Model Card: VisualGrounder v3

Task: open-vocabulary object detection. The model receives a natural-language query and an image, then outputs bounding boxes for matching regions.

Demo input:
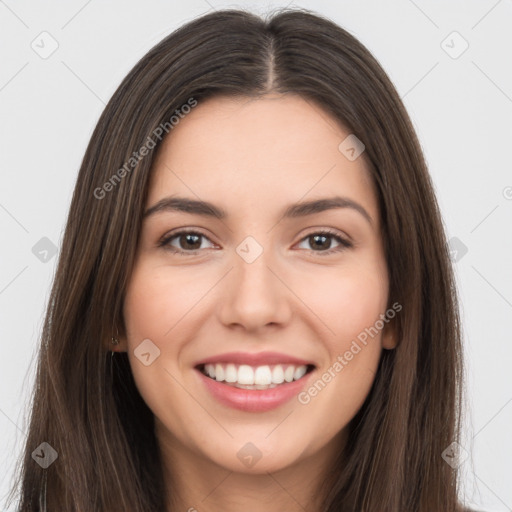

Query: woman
[9,7,471,511]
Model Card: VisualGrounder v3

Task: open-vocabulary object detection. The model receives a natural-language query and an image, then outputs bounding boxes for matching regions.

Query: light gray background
[1,1,511,511]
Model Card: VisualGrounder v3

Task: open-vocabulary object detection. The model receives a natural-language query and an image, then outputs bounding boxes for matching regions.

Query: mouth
[196,362,316,390]
[193,351,317,412]
[194,357,317,412]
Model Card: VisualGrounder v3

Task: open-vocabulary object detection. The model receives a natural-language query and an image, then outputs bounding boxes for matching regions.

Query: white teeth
[293,366,307,380]
[271,365,285,384]
[224,363,237,383]
[215,364,225,382]
[238,365,254,385]
[202,363,310,386]
[284,365,295,383]
[254,365,272,385]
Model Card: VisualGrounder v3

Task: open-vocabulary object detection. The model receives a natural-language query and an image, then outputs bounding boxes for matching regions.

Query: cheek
[122,265,187,424]
[301,259,388,346]
[123,263,197,342]
[121,266,176,394]
[294,259,388,436]
[122,262,212,399]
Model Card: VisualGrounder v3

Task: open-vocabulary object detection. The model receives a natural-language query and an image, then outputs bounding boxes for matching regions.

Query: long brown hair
[9,7,466,511]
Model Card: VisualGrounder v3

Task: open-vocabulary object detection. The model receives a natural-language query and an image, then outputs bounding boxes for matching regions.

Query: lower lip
[196,368,314,412]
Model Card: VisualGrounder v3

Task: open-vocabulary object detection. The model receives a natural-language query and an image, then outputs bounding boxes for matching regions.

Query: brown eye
[176,233,202,250]
[158,228,352,256]
[159,230,214,254]
[296,230,352,255]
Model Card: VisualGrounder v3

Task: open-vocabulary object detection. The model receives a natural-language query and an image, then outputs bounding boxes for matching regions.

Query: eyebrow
[143,195,373,225]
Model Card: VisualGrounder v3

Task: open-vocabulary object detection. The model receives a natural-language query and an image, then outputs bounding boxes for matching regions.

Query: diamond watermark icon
[32,442,58,469]
[237,442,262,468]
[441,441,469,469]
[441,31,469,60]
[448,236,468,263]
[32,237,57,263]
[236,236,263,264]
[134,338,161,366]
[338,134,365,161]
[31,31,59,59]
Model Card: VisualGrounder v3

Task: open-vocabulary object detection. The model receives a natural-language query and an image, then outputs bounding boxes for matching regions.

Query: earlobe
[108,321,128,352]
[110,336,128,352]
[381,322,398,350]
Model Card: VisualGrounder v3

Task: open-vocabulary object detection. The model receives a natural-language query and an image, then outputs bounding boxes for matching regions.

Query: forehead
[147,94,378,223]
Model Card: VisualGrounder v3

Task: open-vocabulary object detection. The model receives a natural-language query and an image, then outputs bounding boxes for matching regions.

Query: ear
[110,339,128,353]
[381,318,398,350]
[108,322,129,353]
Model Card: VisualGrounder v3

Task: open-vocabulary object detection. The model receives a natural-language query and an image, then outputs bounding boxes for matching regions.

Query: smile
[194,351,316,412]
[199,363,313,389]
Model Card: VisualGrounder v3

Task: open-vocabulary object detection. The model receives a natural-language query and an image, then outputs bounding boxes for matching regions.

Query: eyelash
[158,228,353,256]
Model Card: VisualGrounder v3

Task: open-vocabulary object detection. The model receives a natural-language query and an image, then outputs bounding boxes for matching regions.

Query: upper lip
[194,351,315,368]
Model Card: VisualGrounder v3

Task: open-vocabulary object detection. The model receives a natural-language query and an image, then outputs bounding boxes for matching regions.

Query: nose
[217,246,293,333]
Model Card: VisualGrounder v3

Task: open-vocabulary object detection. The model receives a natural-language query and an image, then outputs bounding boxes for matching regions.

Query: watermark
[440,31,469,60]
[237,442,262,468]
[93,97,198,200]
[32,441,59,468]
[448,236,468,263]
[441,441,469,469]
[297,301,402,405]
[31,236,58,263]
[31,31,59,59]
[236,236,264,263]
[338,133,365,161]
[134,338,161,366]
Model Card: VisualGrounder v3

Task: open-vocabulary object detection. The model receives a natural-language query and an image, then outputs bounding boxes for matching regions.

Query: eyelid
[296,227,353,256]
[158,227,353,255]
[158,228,217,251]
[299,226,353,245]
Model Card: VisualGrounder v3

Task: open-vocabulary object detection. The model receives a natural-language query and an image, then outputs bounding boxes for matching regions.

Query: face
[119,94,396,477]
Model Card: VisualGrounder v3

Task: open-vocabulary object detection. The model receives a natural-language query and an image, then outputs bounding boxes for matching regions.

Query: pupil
[311,234,330,250]
[182,234,201,250]
[178,234,332,251]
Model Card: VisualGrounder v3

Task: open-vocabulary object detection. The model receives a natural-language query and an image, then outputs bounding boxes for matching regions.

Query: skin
[115,94,396,512]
